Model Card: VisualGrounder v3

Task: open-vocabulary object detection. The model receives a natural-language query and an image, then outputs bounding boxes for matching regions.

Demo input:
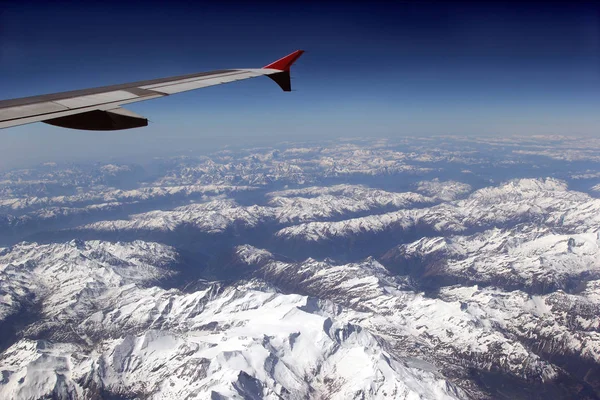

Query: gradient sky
[0,0,599,169]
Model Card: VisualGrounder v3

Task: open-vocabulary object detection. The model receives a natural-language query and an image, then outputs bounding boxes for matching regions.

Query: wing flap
[0,102,69,121]
[141,70,270,95]
[139,70,248,90]
[53,90,139,109]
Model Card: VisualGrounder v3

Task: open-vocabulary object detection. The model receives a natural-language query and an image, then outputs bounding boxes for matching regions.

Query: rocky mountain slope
[1,137,600,399]
[0,241,465,400]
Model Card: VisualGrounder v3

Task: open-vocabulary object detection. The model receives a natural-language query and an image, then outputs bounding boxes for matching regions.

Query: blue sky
[0,0,598,169]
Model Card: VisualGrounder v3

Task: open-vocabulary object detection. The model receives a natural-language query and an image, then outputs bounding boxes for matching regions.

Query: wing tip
[263,50,305,71]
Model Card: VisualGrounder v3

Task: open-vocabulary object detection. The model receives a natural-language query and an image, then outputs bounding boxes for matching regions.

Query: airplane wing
[0,50,304,131]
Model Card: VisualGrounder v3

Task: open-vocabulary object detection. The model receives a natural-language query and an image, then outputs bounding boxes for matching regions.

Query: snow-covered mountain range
[1,136,600,399]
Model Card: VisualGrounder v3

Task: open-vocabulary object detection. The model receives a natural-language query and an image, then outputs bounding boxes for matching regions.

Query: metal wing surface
[0,50,304,130]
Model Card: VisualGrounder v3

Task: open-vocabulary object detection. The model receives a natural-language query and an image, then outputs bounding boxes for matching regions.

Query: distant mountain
[275,178,599,242]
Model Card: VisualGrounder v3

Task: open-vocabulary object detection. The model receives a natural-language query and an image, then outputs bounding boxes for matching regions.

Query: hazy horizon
[3,131,599,172]
[1,0,598,168]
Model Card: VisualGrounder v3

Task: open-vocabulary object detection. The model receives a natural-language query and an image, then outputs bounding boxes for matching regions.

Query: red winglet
[263,50,305,71]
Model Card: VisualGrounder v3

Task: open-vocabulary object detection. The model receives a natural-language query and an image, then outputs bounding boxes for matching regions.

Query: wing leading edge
[0,50,304,131]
